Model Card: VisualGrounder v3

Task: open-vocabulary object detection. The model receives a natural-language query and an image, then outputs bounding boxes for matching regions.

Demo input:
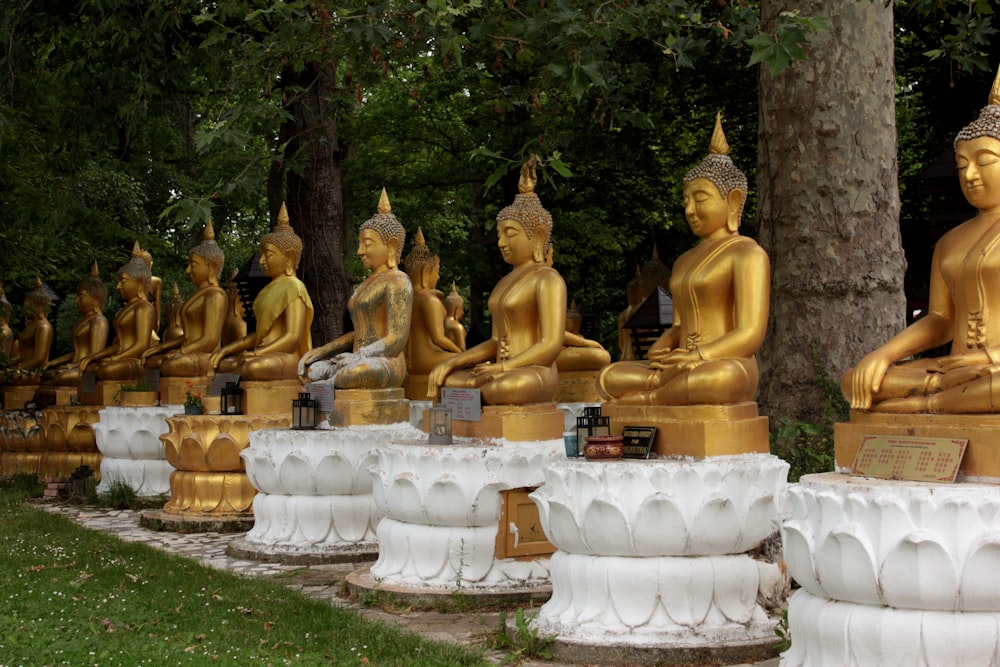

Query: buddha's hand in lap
[472,361,503,382]
[427,364,453,398]
[850,353,890,411]
[297,348,324,377]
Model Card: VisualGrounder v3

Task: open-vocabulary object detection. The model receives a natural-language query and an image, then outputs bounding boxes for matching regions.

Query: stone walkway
[39,503,780,667]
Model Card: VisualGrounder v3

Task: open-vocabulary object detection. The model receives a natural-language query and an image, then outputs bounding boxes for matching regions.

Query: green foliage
[747,11,831,77]
[0,473,43,500]
[100,477,138,510]
[774,608,791,653]
[488,608,555,665]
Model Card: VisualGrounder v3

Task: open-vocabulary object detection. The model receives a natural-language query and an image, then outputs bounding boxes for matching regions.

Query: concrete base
[227,537,378,565]
[140,509,253,534]
[554,370,603,403]
[242,380,301,416]
[542,631,778,667]
[836,410,1000,480]
[452,403,564,442]
[403,374,431,401]
[326,388,409,427]
[346,565,551,612]
[603,402,769,457]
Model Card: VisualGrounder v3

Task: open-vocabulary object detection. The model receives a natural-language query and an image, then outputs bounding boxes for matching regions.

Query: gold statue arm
[211,332,255,370]
[109,306,154,361]
[692,247,769,360]
[19,322,53,369]
[45,352,74,369]
[298,331,354,373]
[564,331,601,349]
[254,297,308,357]
[179,290,227,355]
[420,296,462,353]
[141,337,181,365]
[427,338,499,398]
[79,341,117,372]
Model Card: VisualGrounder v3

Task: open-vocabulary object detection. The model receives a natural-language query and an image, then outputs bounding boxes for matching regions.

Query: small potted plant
[183,384,204,415]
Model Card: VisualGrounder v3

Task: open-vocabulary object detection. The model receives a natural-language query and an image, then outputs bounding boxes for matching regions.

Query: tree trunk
[757,0,906,422]
[283,61,351,345]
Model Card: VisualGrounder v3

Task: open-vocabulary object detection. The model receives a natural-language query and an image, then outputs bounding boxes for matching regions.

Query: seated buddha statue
[444,282,467,351]
[557,300,611,372]
[161,283,185,343]
[402,228,460,379]
[298,189,413,389]
[222,271,247,346]
[7,277,56,382]
[843,70,1000,413]
[0,285,14,360]
[428,157,567,404]
[138,247,163,340]
[211,204,313,381]
[42,263,110,385]
[141,222,227,376]
[598,114,770,405]
[78,243,156,382]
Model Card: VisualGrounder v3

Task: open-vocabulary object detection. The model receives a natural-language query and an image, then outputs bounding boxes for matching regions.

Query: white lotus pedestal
[346,437,564,608]
[530,454,790,666]
[781,472,1000,666]
[93,406,179,496]
[228,423,424,564]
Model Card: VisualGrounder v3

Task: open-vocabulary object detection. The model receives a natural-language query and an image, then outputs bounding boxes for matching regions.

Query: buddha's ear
[387,238,400,269]
[531,237,545,263]
[421,265,433,289]
[726,189,745,233]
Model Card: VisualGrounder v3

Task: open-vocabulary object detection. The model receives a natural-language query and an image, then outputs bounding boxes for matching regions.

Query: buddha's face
[186,252,212,286]
[116,273,142,301]
[683,178,730,239]
[357,229,389,271]
[259,242,292,279]
[956,136,1000,212]
[76,289,98,314]
[425,258,441,289]
[497,219,535,266]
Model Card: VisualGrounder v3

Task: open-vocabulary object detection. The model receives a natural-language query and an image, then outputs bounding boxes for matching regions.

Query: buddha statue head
[117,241,152,298]
[683,113,748,234]
[496,156,553,263]
[260,203,304,275]
[76,262,108,314]
[953,70,1000,212]
[188,220,225,284]
[24,276,56,318]
[403,227,440,289]
[445,282,464,319]
[359,188,406,270]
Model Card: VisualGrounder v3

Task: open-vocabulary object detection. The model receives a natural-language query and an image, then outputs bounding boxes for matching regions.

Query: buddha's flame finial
[989,65,1000,106]
[378,187,392,215]
[204,219,216,241]
[451,281,458,294]
[89,261,100,278]
[414,227,426,247]
[570,300,579,313]
[131,241,142,259]
[518,155,539,195]
[651,244,660,261]
[709,112,730,156]
[171,282,180,296]
[34,275,42,289]
[276,202,290,228]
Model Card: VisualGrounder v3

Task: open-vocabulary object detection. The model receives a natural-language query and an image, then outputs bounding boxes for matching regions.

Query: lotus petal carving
[94,406,174,459]
[161,414,288,472]
[782,473,1000,610]
[532,454,788,556]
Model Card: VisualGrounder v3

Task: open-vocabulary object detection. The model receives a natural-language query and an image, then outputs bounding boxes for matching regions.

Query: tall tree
[757,0,906,421]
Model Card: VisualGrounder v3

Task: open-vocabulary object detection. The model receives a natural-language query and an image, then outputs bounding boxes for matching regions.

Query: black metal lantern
[221,381,244,415]
[575,406,610,455]
[427,405,453,445]
[292,392,318,430]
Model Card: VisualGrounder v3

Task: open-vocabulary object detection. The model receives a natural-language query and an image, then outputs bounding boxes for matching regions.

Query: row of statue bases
[10,75,1000,663]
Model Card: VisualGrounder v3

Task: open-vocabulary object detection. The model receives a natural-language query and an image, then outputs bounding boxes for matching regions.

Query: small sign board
[142,369,160,390]
[852,434,967,483]
[305,382,335,412]
[208,373,240,396]
[81,372,97,392]
[622,426,657,459]
[441,387,482,422]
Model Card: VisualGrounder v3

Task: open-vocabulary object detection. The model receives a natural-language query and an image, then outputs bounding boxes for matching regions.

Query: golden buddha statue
[616,267,643,361]
[42,263,110,385]
[0,285,14,360]
[557,301,612,372]
[8,277,56,380]
[162,283,185,343]
[299,189,413,389]
[428,157,567,404]
[139,246,163,338]
[444,282,467,351]
[222,271,247,346]
[403,228,461,379]
[211,204,313,381]
[142,222,227,376]
[80,243,157,382]
[843,68,1000,413]
[598,114,770,405]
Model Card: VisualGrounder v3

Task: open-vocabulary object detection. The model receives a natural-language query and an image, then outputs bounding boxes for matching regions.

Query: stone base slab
[346,565,551,612]
[242,379,301,417]
[452,403,564,442]
[603,402,769,458]
[140,509,254,534]
[403,374,431,401]
[227,536,378,565]
[325,388,409,427]
[554,370,603,403]
[836,410,1000,480]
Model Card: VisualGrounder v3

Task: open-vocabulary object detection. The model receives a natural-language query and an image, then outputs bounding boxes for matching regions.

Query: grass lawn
[0,479,486,667]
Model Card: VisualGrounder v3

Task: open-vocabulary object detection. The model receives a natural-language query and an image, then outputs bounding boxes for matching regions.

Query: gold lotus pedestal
[142,393,290,532]
[0,406,102,480]
[0,410,42,477]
